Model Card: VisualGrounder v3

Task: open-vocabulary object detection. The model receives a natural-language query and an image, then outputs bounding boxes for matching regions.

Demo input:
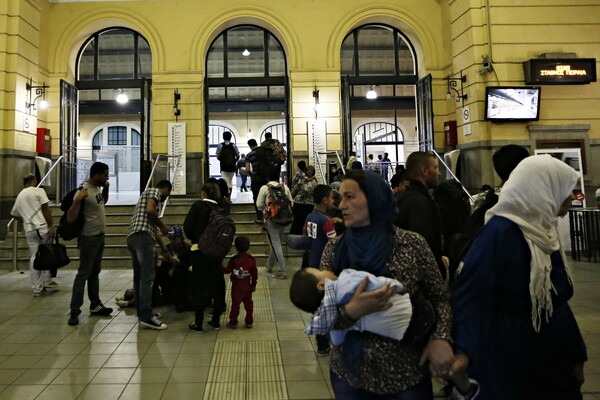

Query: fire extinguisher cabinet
[444,121,457,148]
[36,128,51,155]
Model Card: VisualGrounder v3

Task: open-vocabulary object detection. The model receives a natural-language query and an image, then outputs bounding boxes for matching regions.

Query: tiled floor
[0,258,598,399]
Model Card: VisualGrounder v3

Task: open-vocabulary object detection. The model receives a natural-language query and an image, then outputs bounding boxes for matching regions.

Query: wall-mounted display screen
[484,86,541,122]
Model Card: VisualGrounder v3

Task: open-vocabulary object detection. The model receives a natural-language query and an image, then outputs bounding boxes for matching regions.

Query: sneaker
[154,313,162,318]
[45,281,59,290]
[207,320,221,330]
[450,379,480,400]
[67,311,80,326]
[254,219,264,224]
[272,272,287,280]
[116,300,130,308]
[266,266,273,274]
[226,322,238,329]
[245,324,253,329]
[90,303,113,316]
[316,347,331,357]
[188,322,204,334]
[140,316,168,330]
[33,288,47,297]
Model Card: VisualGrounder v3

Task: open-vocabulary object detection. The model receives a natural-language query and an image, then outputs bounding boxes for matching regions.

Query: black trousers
[190,251,226,325]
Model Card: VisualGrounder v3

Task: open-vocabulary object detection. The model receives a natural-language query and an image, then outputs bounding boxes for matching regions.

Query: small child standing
[222,236,257,329]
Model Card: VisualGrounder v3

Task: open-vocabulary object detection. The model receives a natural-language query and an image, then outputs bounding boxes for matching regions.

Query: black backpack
[219,143,237,172]
[197,204,237,260]
[57,187,85,241]
[253,146,280,180]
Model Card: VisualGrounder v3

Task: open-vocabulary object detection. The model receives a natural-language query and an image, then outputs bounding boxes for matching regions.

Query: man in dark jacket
[394,151,446,278]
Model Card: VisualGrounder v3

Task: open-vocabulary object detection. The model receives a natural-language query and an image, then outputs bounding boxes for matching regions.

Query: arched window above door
[78,28,151,82]
[341,25,416,78]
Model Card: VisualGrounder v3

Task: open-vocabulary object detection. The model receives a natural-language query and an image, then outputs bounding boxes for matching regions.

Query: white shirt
[11,187,50,233]
[256,181,293,210]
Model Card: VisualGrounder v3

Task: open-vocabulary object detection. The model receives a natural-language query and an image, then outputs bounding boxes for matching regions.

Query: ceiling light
[366,85,378,99]
[242,48,250,57]
[116,89,129,104]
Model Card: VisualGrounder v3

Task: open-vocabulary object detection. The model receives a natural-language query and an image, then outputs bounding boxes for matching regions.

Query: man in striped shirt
[127,180,172,330]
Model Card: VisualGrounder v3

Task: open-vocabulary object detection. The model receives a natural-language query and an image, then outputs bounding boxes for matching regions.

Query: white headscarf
[485,154,579,331]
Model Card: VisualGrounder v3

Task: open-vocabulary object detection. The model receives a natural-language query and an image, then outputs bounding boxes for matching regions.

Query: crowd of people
[10,139,589,399]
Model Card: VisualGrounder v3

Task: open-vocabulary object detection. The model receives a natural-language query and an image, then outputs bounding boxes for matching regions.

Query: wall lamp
[25,78,49,114]
[446,71,467,107]
[173,89,181,120]
[312,86,320,119]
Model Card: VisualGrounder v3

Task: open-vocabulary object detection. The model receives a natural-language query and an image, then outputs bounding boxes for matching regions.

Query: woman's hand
[419,339,455,383]
[344,277,395,320]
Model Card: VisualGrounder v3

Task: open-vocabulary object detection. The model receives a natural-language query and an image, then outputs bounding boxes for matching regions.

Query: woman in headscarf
[451,155,587,400]
[320,169,454,399]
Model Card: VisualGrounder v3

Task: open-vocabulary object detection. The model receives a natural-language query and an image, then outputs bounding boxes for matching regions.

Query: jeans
[240,174,248,191]
[127,232,157,321]
[70,233,105,312]
[265,220,286,275]
[330,371,433,400]
[26,229,51,294]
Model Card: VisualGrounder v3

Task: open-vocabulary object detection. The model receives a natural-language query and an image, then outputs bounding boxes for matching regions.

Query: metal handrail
[6,155,64,272]
[432,149,474,204]
[314,150,345,184]
[143,154,182,218]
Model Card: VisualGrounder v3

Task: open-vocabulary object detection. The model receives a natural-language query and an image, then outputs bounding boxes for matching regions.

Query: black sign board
[524,58,596,85]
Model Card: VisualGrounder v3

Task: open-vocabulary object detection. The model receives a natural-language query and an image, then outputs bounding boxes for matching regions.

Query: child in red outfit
[222,236,257,328]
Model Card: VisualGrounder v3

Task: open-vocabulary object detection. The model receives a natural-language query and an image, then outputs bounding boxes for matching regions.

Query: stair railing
[6,155,64,272]
[143,154,182,218]
[314,150,345,184]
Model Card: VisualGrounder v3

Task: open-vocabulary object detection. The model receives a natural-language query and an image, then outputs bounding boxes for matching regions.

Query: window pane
[228,27,264,77]
[79,90,100,101]
[208,87,226,100]
[108,126,127,145]
[131,129,141,145]
[357,27,395,76]
[396,34,415,74]
[270,86,285,98]
[341,33,355,75]
[268,37,285,77]
[79,38,95,80]
[99,29,135,80]
[92,131,102,149]
[207,36,224,78]
[227,86,268,99]
[138,38,152,78]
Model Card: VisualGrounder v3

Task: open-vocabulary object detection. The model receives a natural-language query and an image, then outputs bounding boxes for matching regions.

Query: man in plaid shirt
[127,180,172,330]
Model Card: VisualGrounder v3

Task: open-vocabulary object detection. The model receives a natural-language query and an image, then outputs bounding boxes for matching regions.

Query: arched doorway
[340,24,421,168]
[73,27,152,203]
[205,25,288,201]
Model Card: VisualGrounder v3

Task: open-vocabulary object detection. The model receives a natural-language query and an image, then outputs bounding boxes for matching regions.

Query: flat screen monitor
[484,86,541,122]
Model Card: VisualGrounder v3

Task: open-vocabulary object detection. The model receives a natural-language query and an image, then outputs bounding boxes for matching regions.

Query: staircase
[0,197,302,271]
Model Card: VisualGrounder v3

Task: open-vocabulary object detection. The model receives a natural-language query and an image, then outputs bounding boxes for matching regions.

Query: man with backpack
[66,162,113,326]
[256,170,293,279]
[216,131,239,197]
[10,173,57,296]
[127,180,172,330]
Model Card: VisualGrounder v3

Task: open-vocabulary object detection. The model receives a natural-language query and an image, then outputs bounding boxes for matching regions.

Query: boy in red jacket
[222,236,257,329]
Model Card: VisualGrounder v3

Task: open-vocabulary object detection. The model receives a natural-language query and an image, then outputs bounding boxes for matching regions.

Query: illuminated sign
[524,58,596,84]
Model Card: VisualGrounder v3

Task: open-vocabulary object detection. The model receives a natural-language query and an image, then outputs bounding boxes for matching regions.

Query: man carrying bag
[10,173,59,296]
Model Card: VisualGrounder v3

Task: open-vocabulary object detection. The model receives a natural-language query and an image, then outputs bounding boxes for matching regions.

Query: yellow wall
[31,0,449,159]
[449,0,600,143]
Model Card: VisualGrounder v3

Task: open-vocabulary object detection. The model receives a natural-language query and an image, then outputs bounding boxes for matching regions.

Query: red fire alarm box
[36,128,51,155]
[444,120,457,147]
